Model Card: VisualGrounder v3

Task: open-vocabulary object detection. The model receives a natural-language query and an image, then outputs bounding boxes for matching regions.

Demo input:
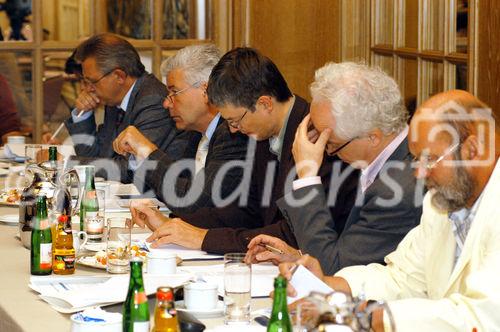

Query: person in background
[44,33,188,182]
[280,90,500,332]
[129,47,358,254]
[0,74,23,143]
[246,62,422,275]
[113,44,249,215]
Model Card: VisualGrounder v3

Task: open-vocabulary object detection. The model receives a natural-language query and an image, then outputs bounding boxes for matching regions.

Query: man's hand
[146,218,208,250]
[130,200,167,231]
[75,90,100,112]
[292,114,331,178]
[41,133,62,145]
[245,234,301,265]
[278,254,326,297]
[113,126,158,160]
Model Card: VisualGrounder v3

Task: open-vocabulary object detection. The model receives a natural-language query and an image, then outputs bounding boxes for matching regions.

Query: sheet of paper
[30,273,193,313]
[179,263,279,298]
[131,233,223,261]
[287,265,333,304]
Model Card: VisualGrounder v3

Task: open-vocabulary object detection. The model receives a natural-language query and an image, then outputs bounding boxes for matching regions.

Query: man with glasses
[129,47,358,254]
[280,90,500,331]
[59,33,187,181]
[247,62,422,275]
[112,44,248,215]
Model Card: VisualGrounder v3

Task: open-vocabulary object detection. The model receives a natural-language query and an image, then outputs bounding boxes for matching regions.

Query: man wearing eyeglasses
[280,90,500,332]
[59,33,187,181]
[112,44,248,215]
[246,62,422,275]
[129,48,358,253]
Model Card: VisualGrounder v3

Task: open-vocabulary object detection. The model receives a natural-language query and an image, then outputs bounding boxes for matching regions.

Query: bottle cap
[58,215,69,223]
[156,287,174,301]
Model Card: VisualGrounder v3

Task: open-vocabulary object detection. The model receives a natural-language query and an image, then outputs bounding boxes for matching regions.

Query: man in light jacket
[280,90,500,332]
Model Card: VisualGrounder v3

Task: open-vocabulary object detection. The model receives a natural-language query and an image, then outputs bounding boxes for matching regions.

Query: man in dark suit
[112,44,248,215]
[246,62,423,275]
[130,48,357,253]
[60,33,187,181]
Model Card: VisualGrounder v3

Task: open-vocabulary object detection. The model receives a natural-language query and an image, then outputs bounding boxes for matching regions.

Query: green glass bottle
[267,276,292,332]
[123,258,150,332]
[48,146,57,163]
[30,195,53,275]
[79,166,101,241]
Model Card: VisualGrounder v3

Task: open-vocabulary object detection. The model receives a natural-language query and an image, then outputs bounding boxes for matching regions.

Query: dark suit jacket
[277,138,423,275]
[65,73,189,182]
[180,95,358,254]
[135,117,249,215]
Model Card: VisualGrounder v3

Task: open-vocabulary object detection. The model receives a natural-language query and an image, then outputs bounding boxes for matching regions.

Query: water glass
[223,253,251,324]
[24,144,42,165]
[106,217,132,274]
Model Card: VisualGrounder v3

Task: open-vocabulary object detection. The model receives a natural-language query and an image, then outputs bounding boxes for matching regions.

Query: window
[0,0,214,141]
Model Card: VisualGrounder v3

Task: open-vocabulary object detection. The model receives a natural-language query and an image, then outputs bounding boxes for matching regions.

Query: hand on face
[245,234,301,265]
[113,126,157,160]
[292,114,331,178]
[145,218,208,250]
[129,199,166,231]
[75,89,100,112]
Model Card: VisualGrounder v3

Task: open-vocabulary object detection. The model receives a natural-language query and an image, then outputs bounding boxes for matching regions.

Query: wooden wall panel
[242,0,341,100]
[477,0,500,118]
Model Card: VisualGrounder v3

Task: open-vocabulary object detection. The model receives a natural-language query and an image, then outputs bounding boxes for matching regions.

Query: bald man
[280,90,500,332]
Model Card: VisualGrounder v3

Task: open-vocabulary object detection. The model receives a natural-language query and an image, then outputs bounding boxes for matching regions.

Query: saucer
[175,300,224,319]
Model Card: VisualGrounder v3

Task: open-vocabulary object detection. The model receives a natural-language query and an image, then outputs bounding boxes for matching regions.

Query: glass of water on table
[224,253,252,324]
[106,217,132,274]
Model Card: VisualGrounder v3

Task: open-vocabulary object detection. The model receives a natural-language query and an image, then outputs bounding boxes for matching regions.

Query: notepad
[287,265,333,304]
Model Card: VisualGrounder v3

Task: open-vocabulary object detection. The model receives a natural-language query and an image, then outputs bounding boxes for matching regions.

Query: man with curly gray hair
[246,62,423,275]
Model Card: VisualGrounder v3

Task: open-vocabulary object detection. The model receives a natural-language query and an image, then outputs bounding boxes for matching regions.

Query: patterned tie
[195,135,209,174]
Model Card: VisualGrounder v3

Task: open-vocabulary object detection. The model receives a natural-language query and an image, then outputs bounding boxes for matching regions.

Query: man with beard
[280,90,500,332]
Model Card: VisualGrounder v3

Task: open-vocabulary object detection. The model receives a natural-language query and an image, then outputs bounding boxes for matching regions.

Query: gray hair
[161,44,221,86]
[310,62,408,140]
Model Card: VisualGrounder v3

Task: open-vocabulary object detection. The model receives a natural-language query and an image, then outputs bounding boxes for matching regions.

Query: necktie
[195,135,209,174]
[116,107,126,127]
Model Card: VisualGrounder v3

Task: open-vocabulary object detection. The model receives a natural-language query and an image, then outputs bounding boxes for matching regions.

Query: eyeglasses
[228,110,248,129]
[327,138,355,156]
[413,142,460,171]
[166,81,200,103]
[81,68,116,87]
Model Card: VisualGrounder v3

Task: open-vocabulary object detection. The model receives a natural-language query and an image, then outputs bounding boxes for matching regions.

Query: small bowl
[70,312,122,332]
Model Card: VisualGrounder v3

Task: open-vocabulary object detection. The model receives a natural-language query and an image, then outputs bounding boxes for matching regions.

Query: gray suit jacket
[277,138,423,275]
[136,118,249,215]
[65,73,189,182]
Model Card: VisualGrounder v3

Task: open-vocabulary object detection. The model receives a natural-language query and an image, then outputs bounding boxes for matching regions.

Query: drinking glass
[24,144,42,165]
[106,217,132,274]
[223,253,251,324]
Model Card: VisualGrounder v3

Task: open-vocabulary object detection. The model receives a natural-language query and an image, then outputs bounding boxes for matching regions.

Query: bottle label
[86,191,96,199]
[134,291,148,305]
[54,254,75,270]
[39,218,50,230]
[132,321,150,332]
[40,243,52,269]
[85,212,104,240]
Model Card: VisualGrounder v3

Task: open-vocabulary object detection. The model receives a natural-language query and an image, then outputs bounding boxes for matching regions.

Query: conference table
[0,183,271,331]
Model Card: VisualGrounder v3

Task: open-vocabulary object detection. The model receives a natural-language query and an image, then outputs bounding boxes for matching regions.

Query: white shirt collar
[360,125,409,192]
[205,113,221,142]
[119,80,137,112]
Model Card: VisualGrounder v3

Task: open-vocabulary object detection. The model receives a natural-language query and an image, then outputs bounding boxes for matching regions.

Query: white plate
[0,214,19,224]
[175,300,224,319]
[76,256,106,270]
[84,242,107,252]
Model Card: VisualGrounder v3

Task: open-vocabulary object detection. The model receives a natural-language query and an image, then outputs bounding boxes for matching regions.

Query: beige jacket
[336,160,500,332]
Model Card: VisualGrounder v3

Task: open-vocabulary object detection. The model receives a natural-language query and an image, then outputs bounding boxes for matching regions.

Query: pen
[258,243,284,255]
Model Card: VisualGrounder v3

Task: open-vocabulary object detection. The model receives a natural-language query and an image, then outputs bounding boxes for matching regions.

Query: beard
[426,164,475,212]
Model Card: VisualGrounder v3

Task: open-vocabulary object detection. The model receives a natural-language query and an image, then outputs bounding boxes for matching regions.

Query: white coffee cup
[184,282,218,310]
[146,251,177,275]
[73,231,88,253]
[7,136,26,144]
